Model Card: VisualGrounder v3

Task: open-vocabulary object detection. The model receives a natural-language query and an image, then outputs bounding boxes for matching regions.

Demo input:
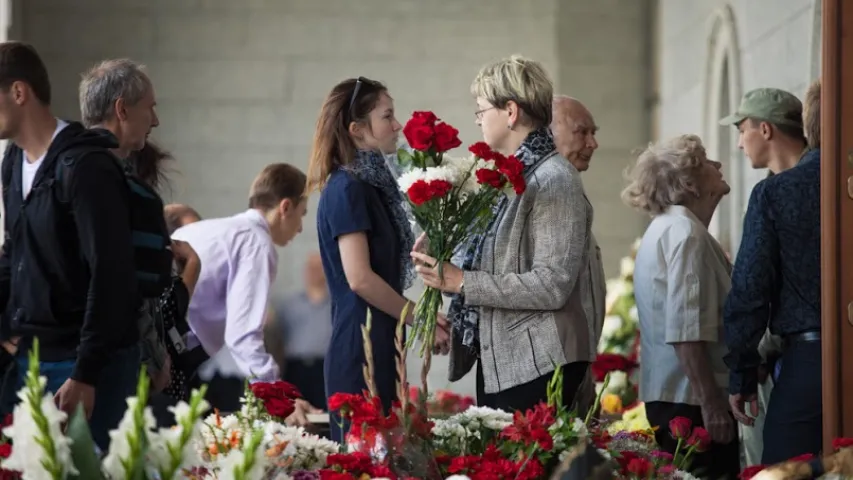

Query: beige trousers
[739,378,774,467]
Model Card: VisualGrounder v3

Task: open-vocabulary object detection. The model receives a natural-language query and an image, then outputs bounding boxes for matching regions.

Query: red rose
[403,123,434,151]
[626,457,654,477]
[264,397,295,418]
[739,465,766,479]
[0,443,10,459]
[669,416,692,439]
[249,382,274,399]
[433,122,462,152]
[475,168,505,189]
[834,437,853,450]
[687,426,712,452]
[326,451,372,472]
[270,380,302,399]
[411,111,438,126]
[591,353,638,382]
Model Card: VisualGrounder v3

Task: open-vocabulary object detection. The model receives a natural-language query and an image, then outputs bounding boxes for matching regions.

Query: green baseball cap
[719,88,803,127]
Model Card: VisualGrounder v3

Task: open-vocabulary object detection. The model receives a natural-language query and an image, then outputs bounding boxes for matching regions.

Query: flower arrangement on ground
[599,239,641,357]
[395,111,526,359]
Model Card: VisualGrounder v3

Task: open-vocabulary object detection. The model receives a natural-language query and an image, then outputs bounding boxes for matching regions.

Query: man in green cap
[719,87,808,467]
[720,87,808,174]
[721,85,822,465]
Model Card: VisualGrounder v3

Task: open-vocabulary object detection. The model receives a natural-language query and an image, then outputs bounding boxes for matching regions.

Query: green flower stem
[24,339,64,480]
[118,368,150,480]
[158,385,209,480]
[232,428,264,480]
[584,372,610,427]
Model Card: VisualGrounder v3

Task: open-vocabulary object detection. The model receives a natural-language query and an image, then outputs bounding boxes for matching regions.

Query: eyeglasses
[474,107,497,120]
[347,77,365,121]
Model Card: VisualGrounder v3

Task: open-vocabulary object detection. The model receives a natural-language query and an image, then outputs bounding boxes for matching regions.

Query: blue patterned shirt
[723,149,821,395]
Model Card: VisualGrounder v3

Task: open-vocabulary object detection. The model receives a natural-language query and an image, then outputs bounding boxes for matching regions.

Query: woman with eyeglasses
[411,55,593,413]
[307,77,450,442]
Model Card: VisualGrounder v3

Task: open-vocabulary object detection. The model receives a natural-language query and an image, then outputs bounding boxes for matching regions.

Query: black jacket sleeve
[66,152,138,385]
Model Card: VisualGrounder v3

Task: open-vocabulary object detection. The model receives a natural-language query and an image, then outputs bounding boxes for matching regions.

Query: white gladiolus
[102,397,157,479]
[3,380,78,480]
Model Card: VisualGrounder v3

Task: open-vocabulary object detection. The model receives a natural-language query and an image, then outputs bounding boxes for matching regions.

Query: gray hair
[79,59,151,127]
[621,134,707,215]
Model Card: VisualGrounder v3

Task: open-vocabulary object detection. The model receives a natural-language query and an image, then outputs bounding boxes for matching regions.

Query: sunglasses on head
[347,77,367,121]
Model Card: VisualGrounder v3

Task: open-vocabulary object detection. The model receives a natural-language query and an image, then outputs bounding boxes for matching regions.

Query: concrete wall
[657,0,820,256]
[12,0,651,393]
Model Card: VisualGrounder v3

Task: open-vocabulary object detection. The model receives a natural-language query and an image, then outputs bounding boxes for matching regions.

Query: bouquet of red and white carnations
[397,111,526,356]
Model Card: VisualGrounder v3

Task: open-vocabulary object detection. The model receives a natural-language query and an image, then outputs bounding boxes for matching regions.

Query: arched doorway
[810,0,822,81]
[703,4,744,257]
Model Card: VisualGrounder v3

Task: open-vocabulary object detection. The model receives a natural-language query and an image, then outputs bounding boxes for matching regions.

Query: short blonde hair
[470,54,553,128]
[803,79,821,149]
[621,134,707,215]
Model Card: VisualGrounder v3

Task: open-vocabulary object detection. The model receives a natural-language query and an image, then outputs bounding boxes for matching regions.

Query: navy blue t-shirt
[317,169,402,436]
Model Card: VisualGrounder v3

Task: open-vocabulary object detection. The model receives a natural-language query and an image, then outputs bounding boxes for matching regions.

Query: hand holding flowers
[397,111,526,357]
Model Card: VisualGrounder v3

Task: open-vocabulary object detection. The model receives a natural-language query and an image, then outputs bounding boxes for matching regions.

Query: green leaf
[66,404,104,480]
[397,148,414,168]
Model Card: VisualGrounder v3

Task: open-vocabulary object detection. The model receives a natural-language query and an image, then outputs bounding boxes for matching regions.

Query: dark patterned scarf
[447,128,557,352]
[346,149,416,291]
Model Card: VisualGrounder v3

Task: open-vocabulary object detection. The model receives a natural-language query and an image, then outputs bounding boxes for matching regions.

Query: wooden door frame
[821,0,853,452]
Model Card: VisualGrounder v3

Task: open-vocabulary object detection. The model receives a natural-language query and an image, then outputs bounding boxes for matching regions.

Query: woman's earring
[507,123,512,130]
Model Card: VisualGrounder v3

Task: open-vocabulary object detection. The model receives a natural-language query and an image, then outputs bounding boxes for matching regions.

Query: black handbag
[157,278,209,401]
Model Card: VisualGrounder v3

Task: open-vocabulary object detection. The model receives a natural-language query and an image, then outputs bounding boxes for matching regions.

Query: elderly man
[550,96,606,413]
[78,59,173,394]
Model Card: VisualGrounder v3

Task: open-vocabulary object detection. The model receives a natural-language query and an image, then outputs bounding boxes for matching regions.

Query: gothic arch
[703,4,744,255]
[809,0,822,81]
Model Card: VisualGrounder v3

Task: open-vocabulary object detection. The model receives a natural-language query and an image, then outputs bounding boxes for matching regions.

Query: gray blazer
[450,151,593,394]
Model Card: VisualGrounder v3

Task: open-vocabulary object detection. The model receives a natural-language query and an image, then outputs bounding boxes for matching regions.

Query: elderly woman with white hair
[412,55,592,412]
[623,134,739,479]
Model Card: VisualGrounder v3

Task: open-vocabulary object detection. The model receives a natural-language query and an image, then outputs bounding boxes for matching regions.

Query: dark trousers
[762,340,822,464]
[476,361,589,412]
[284,357,326,409]
[645,401,740,479]
[1,344,141,452]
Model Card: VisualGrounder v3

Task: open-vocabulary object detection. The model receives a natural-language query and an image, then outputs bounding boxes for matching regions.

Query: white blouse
[633,205,731,406]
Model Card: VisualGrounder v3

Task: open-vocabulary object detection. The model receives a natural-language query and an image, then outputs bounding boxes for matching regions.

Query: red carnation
[407,179,433,206]
[739,465,766,479]
[427,179,453,199]
[475,168,505,189]
[834,437,853,450]
[468,141,494,160]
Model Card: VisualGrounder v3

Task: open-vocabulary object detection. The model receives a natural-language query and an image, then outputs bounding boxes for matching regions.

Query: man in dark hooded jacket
[0,41,139,451]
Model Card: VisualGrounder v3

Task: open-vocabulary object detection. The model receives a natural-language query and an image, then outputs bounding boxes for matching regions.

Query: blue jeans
[8,345,141,452]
